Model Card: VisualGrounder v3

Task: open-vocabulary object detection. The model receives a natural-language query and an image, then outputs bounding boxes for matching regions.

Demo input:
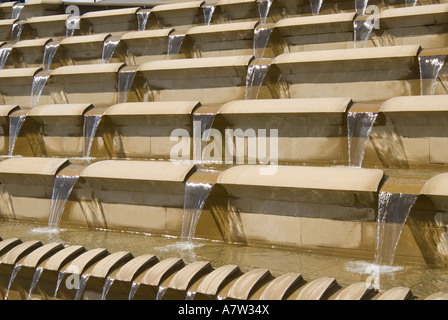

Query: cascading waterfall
[258,0,273,24]
[65,15,80,37]
[47,174,80,229]
[9,115,26,157]
[155,286,167,300]
[419,55,446,95]
[203,5,215,25]
[30,75,50,109]
[82,115,102,159]
[11,3,25,19]
[353,19,375,48]
[167,34,185,59]
[128,282,140,300]
[74,274,89,300]
[245,61,271,100]
[137,11,151,31]
[253,27,273,59]
[42,43,60,71]
[375,192,419,266]
[118,69,137,104]
[0,47,13,69]
[193,114,216,164]
[310,0,323,15]
[27,267,44,300]
[347,112,378,168]
[53,271,65,299]
[11,22,23,42]
[181,177,215,244]
[101,278,114,300]
[102,39,120,64]
[4,264,22,300]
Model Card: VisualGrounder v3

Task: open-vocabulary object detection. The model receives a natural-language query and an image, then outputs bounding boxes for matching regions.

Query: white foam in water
[345,261,404,275]
[28,226,65,235]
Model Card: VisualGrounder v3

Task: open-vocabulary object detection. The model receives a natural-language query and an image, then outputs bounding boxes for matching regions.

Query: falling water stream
[167,34,185,59]
[53,271,65,299]
[155,286,167,300]
[418,55,446,95]
[0,47,12,69]
[74,274,89,300]
[102,40,120,64]
[9,115,26,157]
[100,278,114,300]
[193,114,216,164]
[30,75,50,109]
[42,43,60,71]
[202,5,215,25]
[27,267,44,300]
[137,11,151,31]
[47,175,80,229]
[347,112,378,167]
[66,15,80,37]
[353,19,375,48]
[118,69,137,104]
[4,264,22,300]
[11,3,25,19]
[245,61,271,100]
[310,0,323,15]
[82,115,103,159]
[258,0,273,24]
[375,192,419,266]
[128,282,140,300]
[11,22,23,42]
[253,27,273,59]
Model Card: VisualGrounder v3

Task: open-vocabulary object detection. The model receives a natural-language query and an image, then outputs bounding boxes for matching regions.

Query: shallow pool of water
[1,219,448,298]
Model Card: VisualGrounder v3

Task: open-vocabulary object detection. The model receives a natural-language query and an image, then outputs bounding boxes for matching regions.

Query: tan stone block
[430,137,448,164]
[293,137,342,161]
[166,207,183,234]
[12,196,50,221]
[301,217,362,249]
[402,138,429,164]
[106,203,166,232]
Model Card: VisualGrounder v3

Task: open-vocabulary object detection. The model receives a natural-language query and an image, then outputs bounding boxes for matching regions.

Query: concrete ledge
[27,103,93,116]
[104,101,201,116]
[0,157,69,176]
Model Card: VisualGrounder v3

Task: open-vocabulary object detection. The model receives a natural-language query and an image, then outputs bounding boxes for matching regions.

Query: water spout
[11,3,25,19]
[245,61,271,100]
[53,271,65,299]
[4,264,22,300]
[9,115,26,156]
[405,0,417,6]
[353,19,375,48]
[193,114,216,164]
[155,286,167,300]
[181,174,215,244]
[30,75,50,109]
[253,27,273,59]
[0,47,12,69]
[186,291,196,300]
[82,115,102,159]
[27,267,44,300]
[118,69,137,104]
[48,174,80,229]
[137,10,151,31]
[102,39,120,64]
[167,34,185,59]
[66,15,80,37]
[74,274,89,300]
[347,112,378,168]
[419,55,446,95]
[203,5,215,25]
[11,22,23,42]
[42,43,60,71]
[258,0,273,24]
[355,0,368,15]
[310,0,323,15]
[375,192,418,266]
[101,277,114,300]
[128,282,140,300]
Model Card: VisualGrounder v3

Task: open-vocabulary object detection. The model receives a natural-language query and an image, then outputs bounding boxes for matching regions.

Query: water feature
[375,192,419,266]
[193,114,216,164]
[101,277,114,300]
[203,5,215,25]
[245,61,271,100]
[418,55,446,95]
[118,69,137,104]
[0,47,12,69]
[155,286,167,300]
[82,115,102,159]
[11,22,23,42]
[53,271,65,299]
[102,39,120,64]
[137,10,151,31]
[167,34,185,59]
[406,0,417,6]
[128,282,140,300]
[347,112,378,168]
[186,291,196,300]
[4,264,22,300]
[355,0,368,15]
[30,75,50,109]
[253,27,273,59]
[353,19,375,48]
[47,174,80,229]
[11,3,25,19]
[9,115,26,157]
[74,274,89,300]
[65,15,80,37]
[27,267,44,300]
[42,43,60,71]
[180,176,215,244]
[258,0,273,24]
[310,0,323,15]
